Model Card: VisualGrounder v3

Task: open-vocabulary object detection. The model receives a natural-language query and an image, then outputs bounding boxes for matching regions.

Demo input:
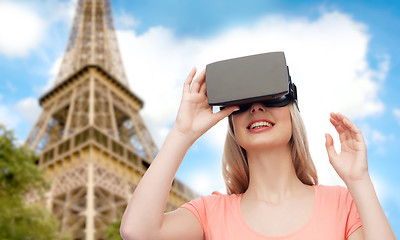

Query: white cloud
[44,0,76,24]
[371,130,387,143]
[15,97,41,126]
[370,173,400,217]
[394,108,400,126]
[115,10,388,192]
[0,98,41,141]
[0,104,20,129]
[0,1,45,57]
[115,12,140,29]
[40,55,63,94]
[370,173,390,204]
[189,172,214,196]
[359,124,391,155]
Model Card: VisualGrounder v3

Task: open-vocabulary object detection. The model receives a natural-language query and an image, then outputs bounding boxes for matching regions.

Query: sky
[0,0,399,235]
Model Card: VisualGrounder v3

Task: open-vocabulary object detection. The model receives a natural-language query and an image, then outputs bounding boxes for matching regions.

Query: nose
[250,103,266,113]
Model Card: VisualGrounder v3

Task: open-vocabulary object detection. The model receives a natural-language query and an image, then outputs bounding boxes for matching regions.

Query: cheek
[273,107,292,141]
[231,115,244,135]
[282,113,293,142]
[275,107,291,124]
[231,116,247,147]
[283,121,293,142]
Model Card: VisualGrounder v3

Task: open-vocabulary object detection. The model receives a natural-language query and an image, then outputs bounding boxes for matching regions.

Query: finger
[330,116,348,143]
[184,67,197,93]
[340,114,365,143]
[329,117,340,130]
[325,133,338,164]
[329,113,343,132]
[330,112,347,128]
[335,113,359,140]
[329,114,338,126]
[331,112,351,142]
[199,76,207,94]
[191,69,206,93]
[336,113,355,132]
[211,106,240,124]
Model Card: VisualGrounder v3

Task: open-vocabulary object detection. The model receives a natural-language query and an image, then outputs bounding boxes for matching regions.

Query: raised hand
[172,67,238,144]
[325,112,369,184]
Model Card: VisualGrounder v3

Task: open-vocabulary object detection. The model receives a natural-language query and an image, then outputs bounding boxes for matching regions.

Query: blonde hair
[222,102,318,194]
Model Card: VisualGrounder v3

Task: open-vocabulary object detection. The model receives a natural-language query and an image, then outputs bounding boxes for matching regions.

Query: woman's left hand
[325,112,369,185]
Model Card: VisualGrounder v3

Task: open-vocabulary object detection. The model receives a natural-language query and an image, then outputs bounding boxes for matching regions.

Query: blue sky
[0,0,399,235]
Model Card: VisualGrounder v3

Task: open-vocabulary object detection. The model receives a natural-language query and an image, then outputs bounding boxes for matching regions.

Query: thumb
[212,106,239,122]
[325,133,338,165]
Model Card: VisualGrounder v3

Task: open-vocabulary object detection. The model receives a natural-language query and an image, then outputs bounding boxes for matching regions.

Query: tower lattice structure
[26,0,197,239]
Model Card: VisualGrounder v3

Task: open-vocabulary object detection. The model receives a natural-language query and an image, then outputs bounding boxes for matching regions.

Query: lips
[247,119,275,130]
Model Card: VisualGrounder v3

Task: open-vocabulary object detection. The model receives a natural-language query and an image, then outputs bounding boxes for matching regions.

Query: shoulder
[312,186,362,237]
[182,191,240,214]
[315,184,350,198]
[180,191,240,227]
[195,191,239,208]
[315,184,348,194]
[314,184,355,209]
[180,192,243,238]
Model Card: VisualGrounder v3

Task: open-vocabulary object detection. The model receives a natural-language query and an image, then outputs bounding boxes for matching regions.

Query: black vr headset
[205,52,298,114]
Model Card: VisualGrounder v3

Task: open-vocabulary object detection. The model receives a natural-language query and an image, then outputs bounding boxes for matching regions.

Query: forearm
[346,175,396,240]
[120,129,194,239]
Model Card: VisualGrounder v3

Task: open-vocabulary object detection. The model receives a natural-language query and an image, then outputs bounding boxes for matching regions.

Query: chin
[242,139,291,152]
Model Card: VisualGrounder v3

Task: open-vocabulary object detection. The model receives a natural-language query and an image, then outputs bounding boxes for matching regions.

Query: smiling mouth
[247,121,274,130]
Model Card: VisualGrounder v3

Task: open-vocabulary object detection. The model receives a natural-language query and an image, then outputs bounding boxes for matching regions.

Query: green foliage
[0,197,71,240]
[105,218,123,240]
[0,125,72,240]
[0,125,49,198]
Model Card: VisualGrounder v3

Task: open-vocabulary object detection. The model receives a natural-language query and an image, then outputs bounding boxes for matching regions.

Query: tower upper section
[54,0,128,86]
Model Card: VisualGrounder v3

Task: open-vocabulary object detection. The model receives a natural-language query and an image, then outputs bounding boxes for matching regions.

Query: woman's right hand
[172,67,238,144]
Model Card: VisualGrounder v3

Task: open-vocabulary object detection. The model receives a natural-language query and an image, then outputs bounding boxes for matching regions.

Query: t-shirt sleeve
[180,196,208,233]
[180,191,222,234]
[344,188,363,238]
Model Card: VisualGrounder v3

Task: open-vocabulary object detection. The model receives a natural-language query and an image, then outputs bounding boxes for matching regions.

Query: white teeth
[250,121,273,129]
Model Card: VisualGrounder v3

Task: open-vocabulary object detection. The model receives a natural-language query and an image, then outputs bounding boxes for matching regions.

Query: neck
[244,144,305,203]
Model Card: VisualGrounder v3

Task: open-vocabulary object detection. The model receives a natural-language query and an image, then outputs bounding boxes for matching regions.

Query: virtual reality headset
[205,52,298,113]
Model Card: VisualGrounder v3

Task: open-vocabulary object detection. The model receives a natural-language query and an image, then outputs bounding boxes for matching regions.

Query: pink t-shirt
[181,185,362,240]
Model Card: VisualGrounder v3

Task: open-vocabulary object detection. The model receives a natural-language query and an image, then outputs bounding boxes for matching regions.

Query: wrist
[344,172,372,192]
[168,126,197,148]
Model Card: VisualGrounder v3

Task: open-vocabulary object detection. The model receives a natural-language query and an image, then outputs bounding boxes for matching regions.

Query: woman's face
[232,103,292,152]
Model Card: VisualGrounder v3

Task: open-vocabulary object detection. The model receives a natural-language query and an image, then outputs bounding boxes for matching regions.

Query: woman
[120,68,396,240]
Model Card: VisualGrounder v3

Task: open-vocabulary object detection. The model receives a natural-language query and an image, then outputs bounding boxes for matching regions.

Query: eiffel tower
[26,0,197,239]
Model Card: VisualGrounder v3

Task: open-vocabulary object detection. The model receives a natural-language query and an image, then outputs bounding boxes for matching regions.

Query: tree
[0,125,72,240]
[105,218,123,240]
